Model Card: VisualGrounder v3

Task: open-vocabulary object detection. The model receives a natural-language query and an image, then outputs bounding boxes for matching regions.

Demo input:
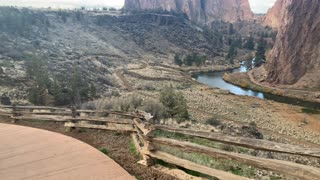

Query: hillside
[0,7,229,104]
[0,6,274,105]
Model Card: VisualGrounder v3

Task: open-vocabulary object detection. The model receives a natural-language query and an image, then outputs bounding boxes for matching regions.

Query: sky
[0,0,277,13]
[249,0,277,13]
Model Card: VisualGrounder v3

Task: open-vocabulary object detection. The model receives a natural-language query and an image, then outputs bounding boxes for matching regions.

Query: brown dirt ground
[0,118,178,180]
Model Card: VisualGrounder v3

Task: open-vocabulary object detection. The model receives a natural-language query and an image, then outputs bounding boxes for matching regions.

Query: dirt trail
[115,63,149,92]
[115,70,134,92]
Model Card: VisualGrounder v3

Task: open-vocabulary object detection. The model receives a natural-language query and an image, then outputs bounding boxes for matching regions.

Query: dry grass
[81,94,169,121]
[154,144,258,178]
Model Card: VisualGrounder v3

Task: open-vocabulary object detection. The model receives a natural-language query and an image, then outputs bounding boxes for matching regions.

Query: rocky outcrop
[266,0,320,89]
[124,0,254,24]
[263,0,291,29]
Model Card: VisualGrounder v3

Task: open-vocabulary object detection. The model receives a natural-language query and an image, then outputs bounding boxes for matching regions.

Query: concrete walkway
[0,123,134,180]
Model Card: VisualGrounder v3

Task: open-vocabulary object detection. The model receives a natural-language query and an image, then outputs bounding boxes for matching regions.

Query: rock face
[124,0,254,24]
[263,0,291,29]
[266,0,320,89]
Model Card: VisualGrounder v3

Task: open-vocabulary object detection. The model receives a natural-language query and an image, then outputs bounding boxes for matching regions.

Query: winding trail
[0,123,134,180]
[115,62,149,92]
[115,70,134,92]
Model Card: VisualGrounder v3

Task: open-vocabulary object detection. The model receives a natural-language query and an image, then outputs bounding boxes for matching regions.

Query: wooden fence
[0,105,139,132]
[1,105,320,180]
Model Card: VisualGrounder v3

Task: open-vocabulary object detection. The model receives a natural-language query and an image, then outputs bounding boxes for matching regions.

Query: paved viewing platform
[0,123,134,180]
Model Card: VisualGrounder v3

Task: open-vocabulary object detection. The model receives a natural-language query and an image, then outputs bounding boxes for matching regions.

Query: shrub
[254,38,267,67]
[243,36,255,50]
[141,100,169,123]
[0,95,11,105]
[97,75,117,87]
[160,87,189,121]
[302,108,320,114]
[99,148,109,156]
[129,96,143,109]
[174,54,183,66]
[81,94,169,122]
[221,144,234,152]
[226,43,237,64]
[140,83,156,91]
[25,54,92,106]
[242,122,263,139]
[25,54,53,105]
[183,53,206,67]
[129,140,138,156]
[81,101,96,110]
[206,118,221,127]
[249,121,257,127]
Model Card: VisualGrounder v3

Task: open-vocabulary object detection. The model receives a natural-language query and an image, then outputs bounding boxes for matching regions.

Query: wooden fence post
[70,106,77,118]
[132,117,157,166]
[11,105,19,123]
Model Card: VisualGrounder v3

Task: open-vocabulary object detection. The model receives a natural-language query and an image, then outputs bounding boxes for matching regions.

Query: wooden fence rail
[152,138,320,180]
[133,120,320,179]
[0,105,137,132]
[0,105,141,118]
[145,150,251,180]
[155,125,320,158]
[1,105,66,111]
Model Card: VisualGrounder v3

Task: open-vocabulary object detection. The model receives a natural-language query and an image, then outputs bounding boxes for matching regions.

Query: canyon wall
[124,0,254,24]
[263,0,290,29]
[266,0,320,89]
[263,0,291,29]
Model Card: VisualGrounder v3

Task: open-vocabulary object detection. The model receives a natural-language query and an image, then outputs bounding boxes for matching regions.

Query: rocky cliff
[124,0,254,24]
[266,0,320,89]
[263,0,291,29]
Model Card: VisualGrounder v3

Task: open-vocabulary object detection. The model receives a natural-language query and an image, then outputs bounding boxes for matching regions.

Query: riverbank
[223,71,320,108]
[183,64,240,75]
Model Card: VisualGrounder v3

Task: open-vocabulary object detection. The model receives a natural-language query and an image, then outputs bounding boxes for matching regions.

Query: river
[194,64,265,99]
[194,64,320,110]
